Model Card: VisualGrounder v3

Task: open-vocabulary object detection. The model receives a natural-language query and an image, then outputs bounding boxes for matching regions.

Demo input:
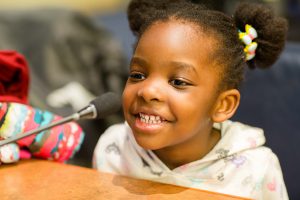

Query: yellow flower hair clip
[239,24,258,61]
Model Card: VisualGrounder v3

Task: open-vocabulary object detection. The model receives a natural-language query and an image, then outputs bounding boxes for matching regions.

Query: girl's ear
[212,89,240,123]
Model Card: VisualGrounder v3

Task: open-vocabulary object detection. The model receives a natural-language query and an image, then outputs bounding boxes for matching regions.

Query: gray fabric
[0,8,127,115]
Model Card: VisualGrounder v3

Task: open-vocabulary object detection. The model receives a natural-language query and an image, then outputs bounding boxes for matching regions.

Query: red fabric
[0,51,30,104]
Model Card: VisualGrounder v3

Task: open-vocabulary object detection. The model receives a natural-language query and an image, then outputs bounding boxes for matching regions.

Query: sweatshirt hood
[191,120,266,164]
[126,120,266,171]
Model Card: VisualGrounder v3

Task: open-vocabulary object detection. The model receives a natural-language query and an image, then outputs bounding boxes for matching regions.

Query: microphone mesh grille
[90,92,121,119]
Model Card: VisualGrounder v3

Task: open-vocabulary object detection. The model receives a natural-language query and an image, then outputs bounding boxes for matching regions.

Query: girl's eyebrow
[170,61,197,74]
[130,57,148,68]
[130,57,197,75]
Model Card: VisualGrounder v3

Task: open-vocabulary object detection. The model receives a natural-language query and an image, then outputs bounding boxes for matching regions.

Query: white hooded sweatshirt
[93,120,288,200]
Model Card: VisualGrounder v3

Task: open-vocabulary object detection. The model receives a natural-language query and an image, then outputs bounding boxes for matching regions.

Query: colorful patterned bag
[0,102,84,164]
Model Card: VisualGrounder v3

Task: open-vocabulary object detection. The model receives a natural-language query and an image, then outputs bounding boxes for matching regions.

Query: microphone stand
[0,105,96,147]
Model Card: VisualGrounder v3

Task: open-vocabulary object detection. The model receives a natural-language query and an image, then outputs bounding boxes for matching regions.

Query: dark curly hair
[127,0,288,90]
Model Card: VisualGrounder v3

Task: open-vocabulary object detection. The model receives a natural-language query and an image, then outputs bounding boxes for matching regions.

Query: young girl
[93,0,288,199]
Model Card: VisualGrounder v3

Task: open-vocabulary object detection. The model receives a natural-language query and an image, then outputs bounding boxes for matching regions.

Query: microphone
[0,92,121,147]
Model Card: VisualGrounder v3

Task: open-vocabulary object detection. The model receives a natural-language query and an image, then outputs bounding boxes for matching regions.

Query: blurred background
[0,0,299,199]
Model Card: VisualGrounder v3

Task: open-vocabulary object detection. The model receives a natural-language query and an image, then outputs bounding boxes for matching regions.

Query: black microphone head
[90,92,122,119]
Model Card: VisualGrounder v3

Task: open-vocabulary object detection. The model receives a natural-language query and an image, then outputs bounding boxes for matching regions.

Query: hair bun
[234,2,288,69]
[127,0,188,36]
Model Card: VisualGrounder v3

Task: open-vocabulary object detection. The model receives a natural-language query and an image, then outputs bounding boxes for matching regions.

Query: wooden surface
[0,160,251,200]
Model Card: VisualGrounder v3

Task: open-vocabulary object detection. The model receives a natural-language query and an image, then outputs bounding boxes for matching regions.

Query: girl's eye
[169,79,190,88]
[128,72,145,81]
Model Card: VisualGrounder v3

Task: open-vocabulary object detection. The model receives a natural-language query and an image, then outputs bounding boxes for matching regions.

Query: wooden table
[0,160,251,200]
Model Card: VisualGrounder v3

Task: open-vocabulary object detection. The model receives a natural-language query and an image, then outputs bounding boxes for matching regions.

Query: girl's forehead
[144,20,204,40]
[136,20,218,67]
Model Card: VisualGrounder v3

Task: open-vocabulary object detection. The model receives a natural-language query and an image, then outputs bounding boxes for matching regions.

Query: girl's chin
[133,136,162,150]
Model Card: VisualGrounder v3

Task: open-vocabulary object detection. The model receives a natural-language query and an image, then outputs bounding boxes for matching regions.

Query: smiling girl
[93,0,288,199]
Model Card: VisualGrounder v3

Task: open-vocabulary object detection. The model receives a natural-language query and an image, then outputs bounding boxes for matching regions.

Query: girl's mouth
[137,113,166,124]
[132,112,168,133]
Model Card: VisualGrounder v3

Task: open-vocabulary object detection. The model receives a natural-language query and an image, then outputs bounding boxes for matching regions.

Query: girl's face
[123,20,221,150]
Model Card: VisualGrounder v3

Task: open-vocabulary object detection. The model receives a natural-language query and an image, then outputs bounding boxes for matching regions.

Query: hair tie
[239,24,258,61]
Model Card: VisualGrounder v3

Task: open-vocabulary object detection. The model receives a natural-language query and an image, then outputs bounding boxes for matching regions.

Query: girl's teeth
[150,116,155,121]
[139,113,163,124]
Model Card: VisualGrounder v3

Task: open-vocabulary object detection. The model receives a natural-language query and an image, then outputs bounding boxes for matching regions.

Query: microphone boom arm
[0,114,76,147]
[0,104,97,147]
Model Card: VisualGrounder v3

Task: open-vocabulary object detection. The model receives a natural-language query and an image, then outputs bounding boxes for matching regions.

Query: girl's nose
[137,78,165,103]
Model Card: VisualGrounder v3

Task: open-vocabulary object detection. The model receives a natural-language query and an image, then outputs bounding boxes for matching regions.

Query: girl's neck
[153,127,221,170]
